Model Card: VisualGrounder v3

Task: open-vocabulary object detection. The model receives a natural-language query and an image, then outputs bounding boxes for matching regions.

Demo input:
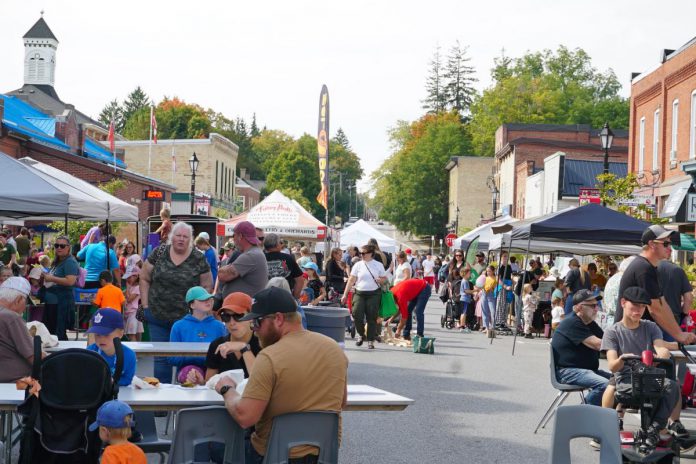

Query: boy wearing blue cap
[86,308,137,386]
[89,400,146,463]
[169,286,226,385]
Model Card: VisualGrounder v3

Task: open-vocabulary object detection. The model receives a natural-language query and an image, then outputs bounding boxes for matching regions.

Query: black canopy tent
[498,204,653,355]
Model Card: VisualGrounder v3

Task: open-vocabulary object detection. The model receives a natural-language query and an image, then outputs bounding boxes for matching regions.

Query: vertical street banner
[316,85,329,210]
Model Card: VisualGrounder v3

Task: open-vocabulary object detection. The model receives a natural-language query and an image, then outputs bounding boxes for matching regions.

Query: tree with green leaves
[333,128,351,150]
[596,173,666,224]
[371,111,472,235]
[422,45,447,114]
[252,129,295,173]
[469,46,629,156]
[98,99,125,132]
[250,113,260,138]
[122,86,151,122]
[266,147,322,216]
[444,41,478,116]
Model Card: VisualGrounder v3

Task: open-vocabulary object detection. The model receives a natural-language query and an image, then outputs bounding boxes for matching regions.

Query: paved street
[341,293,575,463]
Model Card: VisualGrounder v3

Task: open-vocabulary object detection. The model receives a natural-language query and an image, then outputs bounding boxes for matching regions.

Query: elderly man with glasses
[617,225,696,346]
[550,289,609,406]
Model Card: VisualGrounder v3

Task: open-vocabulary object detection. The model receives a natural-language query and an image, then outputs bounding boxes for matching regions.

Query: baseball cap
[123,266,140,280]
[476,251,485,258]
[234,221,260,245]
[223,241,234,250]
[622,287,651,305]
[220,292,253,314]
[239,287,298,322]
[88,400,134,431]
[185,286,215,303]
[405,248,412,254]
[641,224,678,245]
[86,308,124,335]
[196,232,210,243]
[1,277,31,296]
[572,289,602,306]
[302,262,320,274]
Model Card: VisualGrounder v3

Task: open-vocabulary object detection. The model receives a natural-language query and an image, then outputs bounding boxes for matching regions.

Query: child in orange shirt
[89,400,146,464]
[94,270,125,313]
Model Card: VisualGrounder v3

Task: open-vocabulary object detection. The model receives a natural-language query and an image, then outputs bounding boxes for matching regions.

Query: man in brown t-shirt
[216,287,348,463]
[0,277,36,382]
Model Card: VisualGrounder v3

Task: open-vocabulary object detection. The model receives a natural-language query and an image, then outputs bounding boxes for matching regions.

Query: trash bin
[302,305,349,343]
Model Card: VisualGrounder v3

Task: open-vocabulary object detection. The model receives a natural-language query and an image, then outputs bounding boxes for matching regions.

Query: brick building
[0,16,175,222]
[235,169,261,212]
[629,38,696,225]
[445,156,494,232]
[494,124,629,218]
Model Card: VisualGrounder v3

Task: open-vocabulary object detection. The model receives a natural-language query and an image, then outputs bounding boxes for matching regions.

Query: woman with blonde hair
[393,251,411,285]
[563,258,591,315]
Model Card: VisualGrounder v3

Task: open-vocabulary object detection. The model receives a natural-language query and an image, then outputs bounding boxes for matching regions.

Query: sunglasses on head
[219,311,245,323]
[53,243,69,249]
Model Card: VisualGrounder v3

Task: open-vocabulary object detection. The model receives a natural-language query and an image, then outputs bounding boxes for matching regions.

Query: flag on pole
[150,107,158,144]
[108,120,115,169]
[316,85,329,210]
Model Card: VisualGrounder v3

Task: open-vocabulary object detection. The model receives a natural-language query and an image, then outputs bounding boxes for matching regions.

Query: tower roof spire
[23,16,58,42]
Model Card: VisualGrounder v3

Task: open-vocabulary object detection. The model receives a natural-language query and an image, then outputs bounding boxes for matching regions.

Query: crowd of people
[0,213,446,463]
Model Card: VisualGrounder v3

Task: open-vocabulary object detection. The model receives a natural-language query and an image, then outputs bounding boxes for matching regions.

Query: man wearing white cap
[0,277,40,382]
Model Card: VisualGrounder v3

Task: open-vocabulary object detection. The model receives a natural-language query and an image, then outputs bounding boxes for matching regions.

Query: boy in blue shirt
[86,308,136,386]
[170,286,226,384]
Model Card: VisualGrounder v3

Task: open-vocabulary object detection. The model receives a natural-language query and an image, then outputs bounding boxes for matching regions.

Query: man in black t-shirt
[551,289,608,406]
[617,225,696,345]
[657,260,693,339]
[514,260,542,296]
[263,233,304,298]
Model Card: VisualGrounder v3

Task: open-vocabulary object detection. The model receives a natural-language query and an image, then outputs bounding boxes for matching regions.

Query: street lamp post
[599,123,614,207]
[189,152,199,214]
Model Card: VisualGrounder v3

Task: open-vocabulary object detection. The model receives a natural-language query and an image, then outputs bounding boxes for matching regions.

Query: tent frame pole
[512,234,532,356]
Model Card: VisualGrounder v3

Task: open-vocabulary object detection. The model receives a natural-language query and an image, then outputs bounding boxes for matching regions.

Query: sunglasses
[252,314,276,329]
[53,243,69,249]
[219,311,245,323]
[455,254,463,258]
[257,236,265,242]
[654,241,672,248]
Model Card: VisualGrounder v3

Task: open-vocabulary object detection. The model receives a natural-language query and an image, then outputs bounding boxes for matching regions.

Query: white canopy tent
[317,219,398,253]
[217,190,328,240]
[453,215,517,251]
[19,157,139,221]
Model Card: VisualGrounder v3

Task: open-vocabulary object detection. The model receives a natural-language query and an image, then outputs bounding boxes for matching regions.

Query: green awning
[675,233,696,251]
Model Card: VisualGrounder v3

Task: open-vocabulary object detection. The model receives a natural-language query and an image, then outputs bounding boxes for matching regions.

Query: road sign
[688,194,696,222]
[445,233,457,247]
[579,188,601,205]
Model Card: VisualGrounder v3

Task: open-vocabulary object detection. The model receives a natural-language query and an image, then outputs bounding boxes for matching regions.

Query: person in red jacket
[392,278,432,341]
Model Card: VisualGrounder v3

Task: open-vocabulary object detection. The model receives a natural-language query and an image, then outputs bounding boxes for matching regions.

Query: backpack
[438,265,448,283]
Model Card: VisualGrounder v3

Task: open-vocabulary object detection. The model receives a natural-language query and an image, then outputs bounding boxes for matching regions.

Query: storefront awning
[660,179,693,218]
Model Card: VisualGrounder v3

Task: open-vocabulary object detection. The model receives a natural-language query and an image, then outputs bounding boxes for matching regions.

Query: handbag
[412,335,435,354]
[379,290,398,318]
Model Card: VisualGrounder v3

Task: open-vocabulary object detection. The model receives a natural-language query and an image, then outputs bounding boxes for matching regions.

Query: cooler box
[74,288,98,305]
[302,305,349,343]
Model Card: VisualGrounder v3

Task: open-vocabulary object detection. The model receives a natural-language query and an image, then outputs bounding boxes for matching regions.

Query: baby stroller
[441,278,462,330]
[18,336,124,464]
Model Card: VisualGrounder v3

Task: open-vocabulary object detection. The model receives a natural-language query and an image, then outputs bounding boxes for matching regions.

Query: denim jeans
[563,292,575,316]
[144,308,175,382]
[556,367,611,406]
[402,284,431,337]
[481,292,495,329]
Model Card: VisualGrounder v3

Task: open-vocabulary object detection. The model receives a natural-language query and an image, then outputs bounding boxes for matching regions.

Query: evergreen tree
[98,99,125,132]
[250,113,260,137]
[444,41,478,115]
[122,86,151,122]
[422,45,447,114]
[333,127,351,150]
